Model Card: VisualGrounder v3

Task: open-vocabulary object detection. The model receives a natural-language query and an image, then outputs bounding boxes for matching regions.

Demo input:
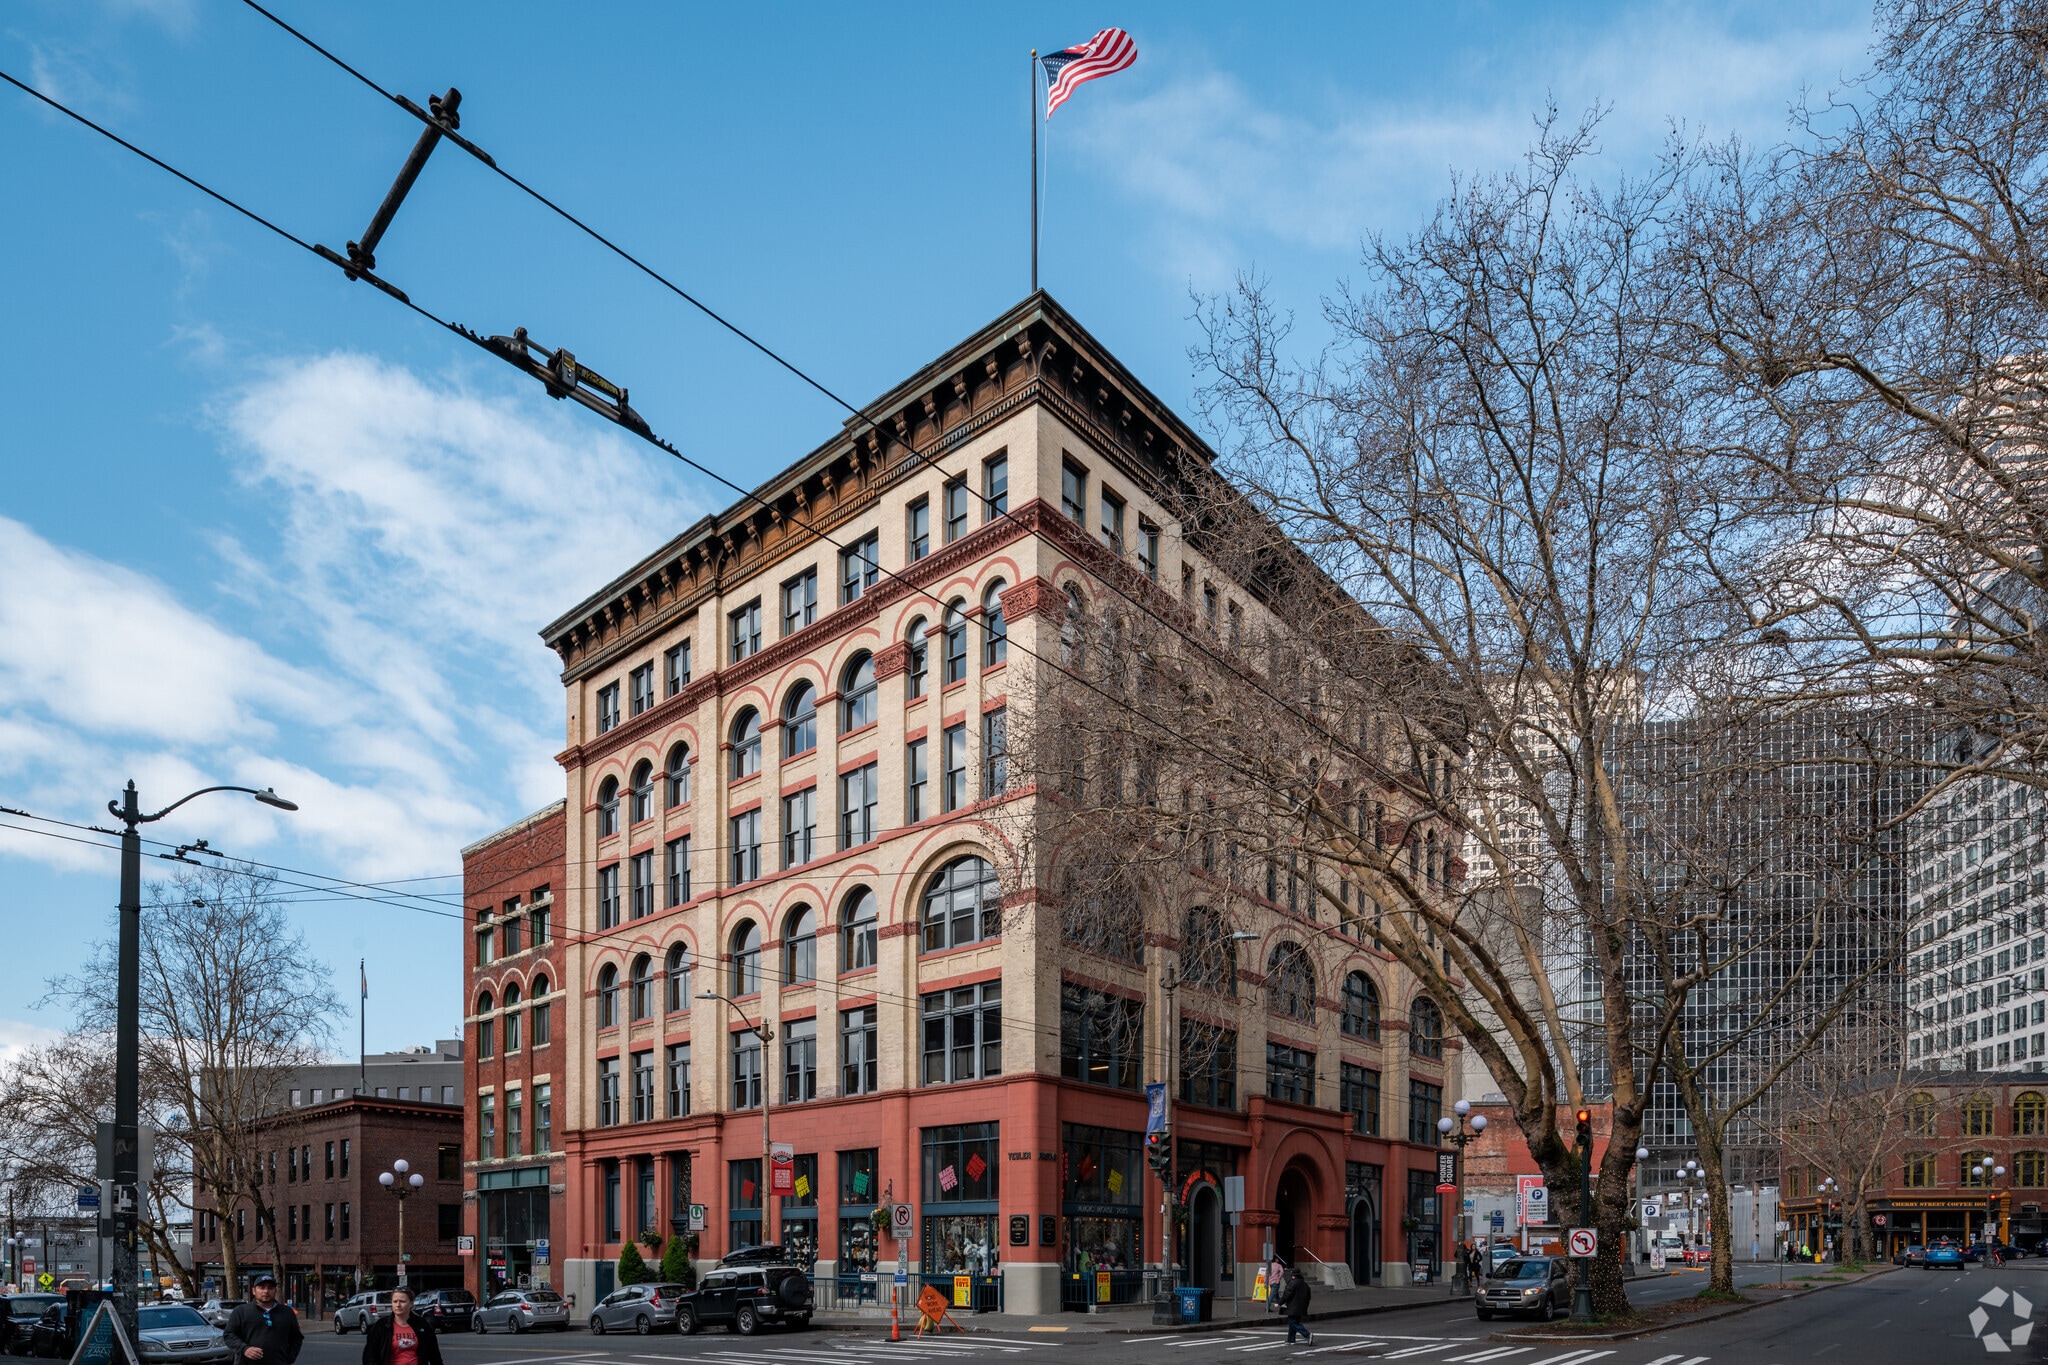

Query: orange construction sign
[916,1284,963,1335]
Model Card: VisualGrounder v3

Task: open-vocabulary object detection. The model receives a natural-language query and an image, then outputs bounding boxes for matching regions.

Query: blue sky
[0,0,1874,1059]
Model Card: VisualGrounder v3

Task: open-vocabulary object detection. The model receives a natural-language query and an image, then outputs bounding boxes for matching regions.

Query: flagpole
[358,958,366,1096]
[1030,48,1039,294]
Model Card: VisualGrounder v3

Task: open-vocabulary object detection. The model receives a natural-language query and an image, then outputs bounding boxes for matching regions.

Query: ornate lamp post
[1435,1100,1488,1292]
[1975,1158,2007,1253]
[1816,1176,1841,1262]
[1676,1161,1707,1260]
[699,991,775,1246]
[378,1160,426,1286]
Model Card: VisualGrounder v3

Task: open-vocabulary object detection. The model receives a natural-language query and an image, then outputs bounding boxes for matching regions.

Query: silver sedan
[471,1290,570,1333]
[135,1306,230,1365]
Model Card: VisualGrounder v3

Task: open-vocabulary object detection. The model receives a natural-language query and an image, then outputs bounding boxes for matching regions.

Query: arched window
[841,887,879,971]
[1407,832,1420,876]
[630,760,654,824]
[665,943,692,1013]
[630,953,654,1021]
[2019,1092,2047,1137]
[730,921,761,995]
[906,617,929,699]
[1266,943,1315,1021]
[478,989,494,1015]
[596,965,619,1028]
[730,708,762,779]
[921,855,1002,952]
[982,580,1008,667]
[502,982,522,1051]
[597,776,620,837]
[666,743,692,808]
[1908,1092,1938,1135]
[841,653,877,730]
[1340,971,1381,1041]
[475,990,495,1059]
[1964,1096,1995,1136]
[1409,996,1444,1059]
[1182,908,1235,994]
[942,599,968,685]
[531,973,549,997]
[783,682,818,757]
[784,906,817,984]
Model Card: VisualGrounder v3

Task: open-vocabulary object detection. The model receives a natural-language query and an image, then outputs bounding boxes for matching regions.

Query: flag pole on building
[359,959,368,1096]
[1030,48,1039,293]
[1033,29,1139,295]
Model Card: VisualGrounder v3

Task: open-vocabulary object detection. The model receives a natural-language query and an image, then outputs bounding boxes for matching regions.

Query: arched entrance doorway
[1348,1193,1380,1285]
[1274,1165,1314,1266]
[1189,1184,1223,1291]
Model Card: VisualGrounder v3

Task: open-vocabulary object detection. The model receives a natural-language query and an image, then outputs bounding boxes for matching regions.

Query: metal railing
[916,1272,1002,1314]
[1060,1268,1145,1310]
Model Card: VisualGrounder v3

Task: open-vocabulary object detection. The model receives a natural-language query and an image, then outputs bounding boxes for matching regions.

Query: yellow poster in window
[953,1274,971,1306]
[1096,1270,1112,1303]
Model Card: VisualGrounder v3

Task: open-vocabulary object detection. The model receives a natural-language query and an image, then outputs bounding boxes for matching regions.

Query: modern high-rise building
[460,295,1466,1315]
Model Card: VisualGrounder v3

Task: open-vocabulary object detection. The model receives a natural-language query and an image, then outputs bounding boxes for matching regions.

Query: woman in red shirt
[362,1289,442,1365]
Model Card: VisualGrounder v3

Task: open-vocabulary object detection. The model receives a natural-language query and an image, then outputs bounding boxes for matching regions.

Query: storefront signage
[1009,1216,1030,1245]
[770,1142,795,1196]
[689,1203,707,1231]
[456,1236,474,1255]
[1040,1215,1057,1246]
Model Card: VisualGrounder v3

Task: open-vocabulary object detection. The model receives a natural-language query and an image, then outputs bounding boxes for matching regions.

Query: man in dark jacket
[1280,1267,1312,1344]
[361,1289,441,1365]
[223,1275,304,1365]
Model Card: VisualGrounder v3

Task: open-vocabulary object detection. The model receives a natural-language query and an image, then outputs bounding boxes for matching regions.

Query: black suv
[675,1265,813,1335]
[412,1290,476,1332]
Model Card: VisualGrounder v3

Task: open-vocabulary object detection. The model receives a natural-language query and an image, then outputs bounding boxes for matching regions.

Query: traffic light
[1574,1108,1593,1151]
[1146,1131,1172,1178]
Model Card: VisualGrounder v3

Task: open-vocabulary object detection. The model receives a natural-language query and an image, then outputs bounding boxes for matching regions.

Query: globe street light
[1676,1162,1707,1259]
[379,1159,426,1286]
[108,780,295,1331]
[1436,1100,1488,1292]
[1976,1159,2007,1252]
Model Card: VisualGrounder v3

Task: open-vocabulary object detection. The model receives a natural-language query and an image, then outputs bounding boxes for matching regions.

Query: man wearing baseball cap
[223,1275,303,1365]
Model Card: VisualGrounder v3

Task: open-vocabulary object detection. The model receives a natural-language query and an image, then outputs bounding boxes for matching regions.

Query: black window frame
[729,599,763,663]
[840,762,879,849]
[1059,984,1143,1090]
[943,476,969,543]
[664,640,691,696]
[921,981,1003,1084]
[941,722,968,812]
[781,568,818,636]
[597,682,620,734]
[1265,1041,1315,1105]
[730,808,762,885]
[984,453,1009,518]
[841,1005,878,1095]
[841,533,880,604]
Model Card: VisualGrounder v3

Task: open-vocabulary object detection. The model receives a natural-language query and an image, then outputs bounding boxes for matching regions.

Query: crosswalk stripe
[1521,1353,1613,1365]
[1675,1358,1710,1365]
[1378,1347,1456,1360]
[1446,1349,1533,1362]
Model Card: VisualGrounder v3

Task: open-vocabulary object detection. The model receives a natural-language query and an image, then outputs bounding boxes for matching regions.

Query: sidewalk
[809,1281,1464,1335]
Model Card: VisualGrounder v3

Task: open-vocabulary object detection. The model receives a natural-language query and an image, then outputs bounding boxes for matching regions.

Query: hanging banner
[770,1142,795,1196]
[1145,1083,1168,1134]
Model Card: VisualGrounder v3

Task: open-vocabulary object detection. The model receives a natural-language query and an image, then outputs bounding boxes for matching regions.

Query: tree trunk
[1697,1135,1735,1296]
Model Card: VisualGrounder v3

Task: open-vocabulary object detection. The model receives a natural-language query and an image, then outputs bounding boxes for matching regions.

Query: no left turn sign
[1567,1227,1598,1257]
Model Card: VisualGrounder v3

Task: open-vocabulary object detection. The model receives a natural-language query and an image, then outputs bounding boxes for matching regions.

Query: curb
[1488,1265,1897,1344]
[805,1293,1450,1336]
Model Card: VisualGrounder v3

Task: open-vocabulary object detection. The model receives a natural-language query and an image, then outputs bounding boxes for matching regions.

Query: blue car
[1925,1240,1965,1270]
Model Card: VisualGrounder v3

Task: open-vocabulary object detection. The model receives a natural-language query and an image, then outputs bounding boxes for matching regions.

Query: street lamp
[1816,1176,1840,1262]
[1676,1161,1708,1258]
[1975,1159,2007,1252]
[108,780,296,1331]
[699,991,775,1246]
[1631,1148,1649,1265]
[378,1160,426,1286]
[1436,1100,1488,1292]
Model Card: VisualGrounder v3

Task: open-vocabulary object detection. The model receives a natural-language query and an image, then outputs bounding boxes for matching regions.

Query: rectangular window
[479,1093,496,1159]
[1202,584,1218,631]
[529,895,550,944]
[438,1143,459,1181]
[324,1204,335,1240]
[535,1082,552,1154]
[1340,1063,1381,1137]
[944,477,969,543]
[477,1014,494,1059]
[666,1043,691,1118]
[665,640,691,696]
[942,722,968,812]
[630,850,654,919]
[1266,1042,1315,1105]
[325,1142,335,1179]
[729,599,763,663]
[841,533,880,604]
[984,454,1009,518]
[604,1163,621,1243]
[1902,1153,1934,1187]
[1100,489,1125,552]
[1179,1021,1237,1110]
[1138,522,1160,581]
[908,497,930,560]
[728,1158,762,1251]
[340,1202,350,1240]
[1408,1079,1444,1144]
[921,1122,1000,1204]
[921,982,1002,1084]
[1059,984,1142,1089]
[629,662,655,717]
[595,1057,623,1126]
[666,835,691,906]
[500,905,521,956]
[982,708,1007,797]
[731,1031,763,1109]
[503,1000,521,1052]
[840,763,879,849]
[783,1017,818,1103]
[476,922,493,966]
[907,738,929,822]
[841,1006,878,1095]
[631,1051,655,1123]
[288,1207,298,1241]
[1062,460,1087,522]
[531,996,550,1047]
[597,682,620,734]
[783,787,818,868]
[597,863,621,929]
[506,1089,523,1157]
[730,809,762,885]
[341,1139,349,1176]
[781,568,818,635]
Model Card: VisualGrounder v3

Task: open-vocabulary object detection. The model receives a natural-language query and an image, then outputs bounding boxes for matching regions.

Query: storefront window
[1405,1169,1441,1272]
[925,1213,1000,1275]
[783,1152,819,1268]
[923,1124,999,1278]
[839,1148,881,1270]
[1064,1124,1145,1279]
[729,1158,762,1253]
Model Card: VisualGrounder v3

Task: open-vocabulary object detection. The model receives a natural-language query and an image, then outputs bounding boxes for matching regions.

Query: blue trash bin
[1175,1286,1212,1323]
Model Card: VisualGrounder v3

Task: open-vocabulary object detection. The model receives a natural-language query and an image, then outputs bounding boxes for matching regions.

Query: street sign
[1436,1184,1457,1195]
[1489,1211,1505,1231]
[1223,1175,1245,1213]
[688,1203,707,1231]
[456,1236,474,1255]
[1437,1151,1458,1187]
[76,1189,100,1210]
[535,1239,550,1259]
[1567,1228,1598,1258]
[1518,1175,1549,1226]
[892,1202,915,1236]
[18,1258,32,1278]
[1642,1196,1662,1217]
[1873,1215,1888,1227]
[37,1273,53,1289]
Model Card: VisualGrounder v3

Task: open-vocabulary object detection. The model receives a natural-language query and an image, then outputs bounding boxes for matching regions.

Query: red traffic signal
[1574,1109,1593,1149]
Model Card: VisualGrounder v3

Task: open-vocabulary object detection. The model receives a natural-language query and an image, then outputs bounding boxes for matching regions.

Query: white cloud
[0,1017,64,1070]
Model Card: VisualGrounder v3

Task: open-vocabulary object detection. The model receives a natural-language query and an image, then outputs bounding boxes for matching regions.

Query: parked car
[411,1290,476,1332]
[715,1245,795,1269]
[1993,1242,2027,1260]
[1925,1240,1965,1270]
[471,1289,569,1334]
[1895,1244,1927,1267]
[1681,1243,1717,1266]
[195,1303,242,1331]
[588,1283,690,1335]
[1487,1244,1520,1270]
[25,1304,70,1359]
[133,1304,230,1365]
[1474,1257,1570,1321]
[1,1297,63,1356]
[674,1266,814,1335]
[332,1291,393,1333]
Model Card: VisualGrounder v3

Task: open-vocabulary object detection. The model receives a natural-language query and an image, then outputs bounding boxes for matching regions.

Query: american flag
[1041,28,1137,117]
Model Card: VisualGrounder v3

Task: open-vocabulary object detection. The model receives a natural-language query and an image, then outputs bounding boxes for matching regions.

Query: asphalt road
[287,1261,2041,1365]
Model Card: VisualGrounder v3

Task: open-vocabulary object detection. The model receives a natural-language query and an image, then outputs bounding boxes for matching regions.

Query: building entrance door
[1348,1195,1379,1285]
[1189,1184,1222,1291]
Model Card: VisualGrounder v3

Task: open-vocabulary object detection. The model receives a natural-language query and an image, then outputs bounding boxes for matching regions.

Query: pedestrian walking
[1281,1267,1313,1345]
[222,1275,304,1365]
[361,1288,441,1365]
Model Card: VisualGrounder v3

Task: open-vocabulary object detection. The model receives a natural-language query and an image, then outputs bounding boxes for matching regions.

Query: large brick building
[461,295,1464,1314]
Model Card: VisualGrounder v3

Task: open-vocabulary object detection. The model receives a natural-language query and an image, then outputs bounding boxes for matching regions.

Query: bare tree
[48,862,337,1297]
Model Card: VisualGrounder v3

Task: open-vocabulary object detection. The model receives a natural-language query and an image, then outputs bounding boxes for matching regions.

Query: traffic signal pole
[1572,1109,1594,1322]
